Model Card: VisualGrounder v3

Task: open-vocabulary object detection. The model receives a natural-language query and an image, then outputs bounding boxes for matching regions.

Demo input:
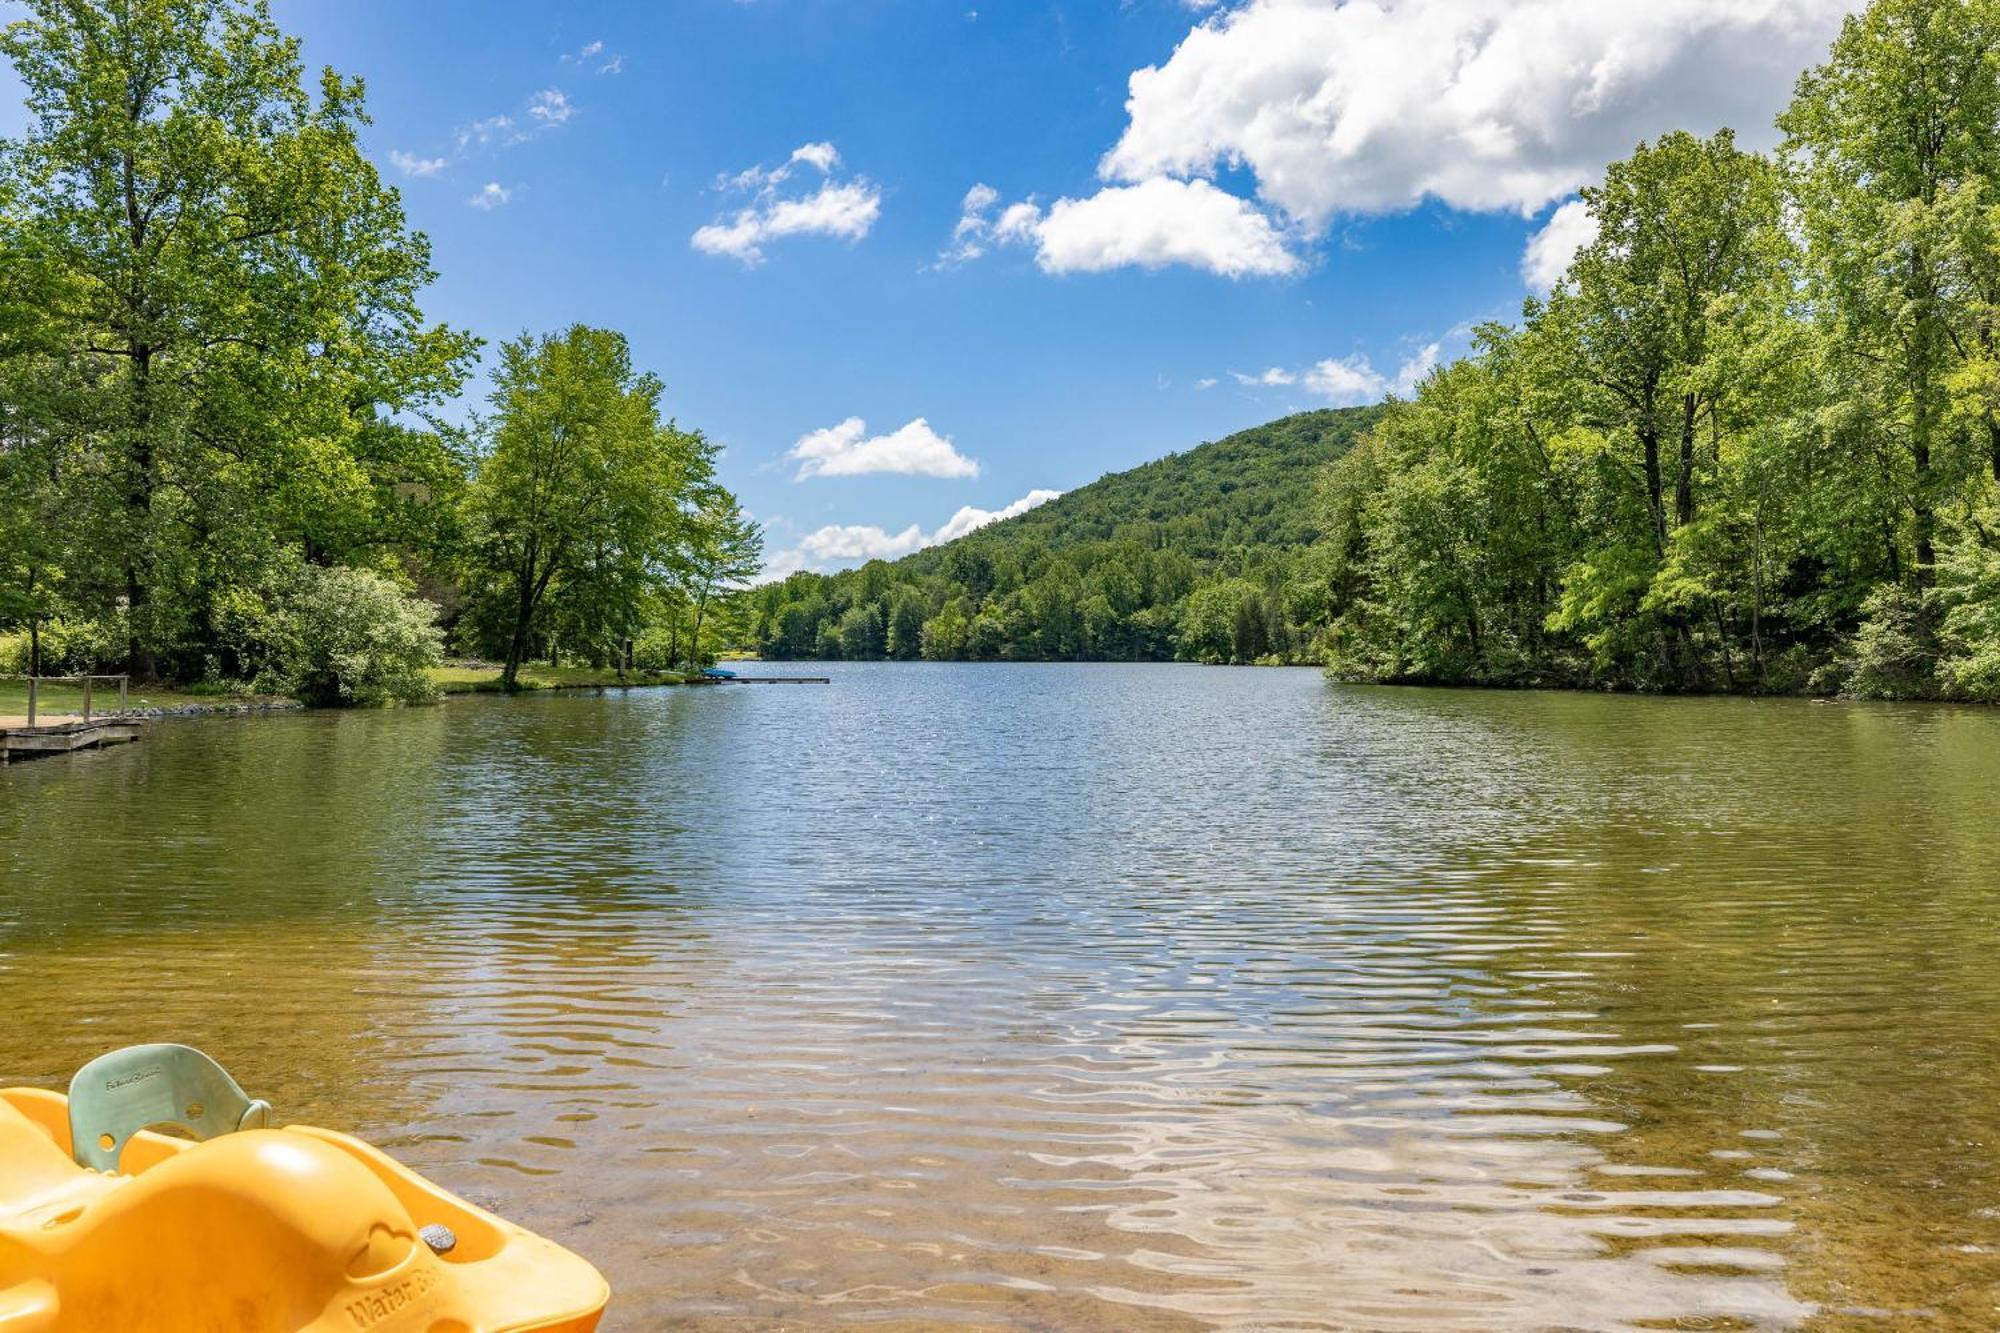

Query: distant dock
[0,715,144,762]
[714,675,829,685]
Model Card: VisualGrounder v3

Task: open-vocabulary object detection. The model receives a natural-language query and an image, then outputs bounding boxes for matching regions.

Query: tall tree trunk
[1908,252,1939,589]
[501,611,530,690]
[1912,422,1935,586]
[1640,424,1667,553]
[501,558,536,690]
[1712,600,1736,690]
[1750,492,1767,685]
[687,586,712,673]
[1675,392,1698,528]
[124,345,157,681]
[119,126,160,682]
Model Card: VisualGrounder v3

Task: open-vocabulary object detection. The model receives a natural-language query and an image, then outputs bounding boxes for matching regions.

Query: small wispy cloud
[938,183,1040,268]
[1230,367,1296,387]
[468,182,512,210]
[455,85,577,152]
[560,39,624,74]
[693,141,880,266]
[455,114,516,150]
[1208,344,1442,405]
[527,88,572,126]
[388,150,447,179]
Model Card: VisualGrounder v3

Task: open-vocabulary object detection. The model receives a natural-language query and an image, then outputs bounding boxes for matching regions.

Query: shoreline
[0,665,712,731]
[14,660,1988,730]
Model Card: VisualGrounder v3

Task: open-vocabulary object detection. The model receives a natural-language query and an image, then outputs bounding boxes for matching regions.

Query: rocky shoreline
[121,698,305,720]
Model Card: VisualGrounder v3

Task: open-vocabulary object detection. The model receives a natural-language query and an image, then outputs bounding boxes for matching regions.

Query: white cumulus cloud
[1035,178,1299,276]
[1522,198,1601,291]
[943,0,1853,279]
[798,523,930,563]
[694,142,881,266]
[788,417,981,480]
[762,488,1064,579]
[933,489,1065,543]
[947,177,1299,278]
[1102,0,1857,226]
[467,182,511,210]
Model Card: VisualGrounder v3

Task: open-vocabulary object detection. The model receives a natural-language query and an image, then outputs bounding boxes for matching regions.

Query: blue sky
[3,0,1863,577]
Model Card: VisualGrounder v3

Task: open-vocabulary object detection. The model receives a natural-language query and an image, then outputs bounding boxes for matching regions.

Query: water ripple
[3,666,1999,1328]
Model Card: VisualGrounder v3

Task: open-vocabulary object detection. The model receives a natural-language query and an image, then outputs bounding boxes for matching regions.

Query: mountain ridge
[743,405,1385,663]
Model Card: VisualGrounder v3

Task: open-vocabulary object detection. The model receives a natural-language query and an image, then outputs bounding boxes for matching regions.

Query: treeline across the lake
[0,0,757,703]
[743,408,1382,665]
[754,0,2000,701]
[1325,0,2000,700]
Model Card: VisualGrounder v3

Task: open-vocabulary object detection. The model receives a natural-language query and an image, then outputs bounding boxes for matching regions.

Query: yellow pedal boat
[0,1045,607,1332]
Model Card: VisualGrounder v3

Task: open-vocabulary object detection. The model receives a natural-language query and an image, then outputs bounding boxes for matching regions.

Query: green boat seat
[65,1043,272,1172]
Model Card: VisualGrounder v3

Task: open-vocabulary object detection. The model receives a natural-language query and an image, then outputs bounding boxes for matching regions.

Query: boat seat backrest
[66,1043,272,1172]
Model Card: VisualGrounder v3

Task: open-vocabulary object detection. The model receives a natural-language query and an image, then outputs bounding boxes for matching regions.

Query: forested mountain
[745,407,1383,663]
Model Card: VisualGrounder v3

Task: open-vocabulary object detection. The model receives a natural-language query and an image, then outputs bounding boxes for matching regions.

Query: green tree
[680,487,762,671]
[1782,0,2000,585]
[1542,130,1791,686]
[885,587,927,660]
[0,0,473,678]
[920,598,971,660]
[468,326,699,689]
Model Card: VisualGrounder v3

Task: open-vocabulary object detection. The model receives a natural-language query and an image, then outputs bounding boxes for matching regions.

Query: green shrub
[1841,582,1937,700]
[271,566,443,706]
[1934,521,2000,702]
[0,616,126,675]
[630,625,682,672]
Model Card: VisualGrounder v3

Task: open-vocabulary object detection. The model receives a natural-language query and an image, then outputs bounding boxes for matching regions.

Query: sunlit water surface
[4,664,1999,1329]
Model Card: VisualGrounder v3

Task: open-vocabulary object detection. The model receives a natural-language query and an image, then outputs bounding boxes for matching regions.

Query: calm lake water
[3,664,1999,1329]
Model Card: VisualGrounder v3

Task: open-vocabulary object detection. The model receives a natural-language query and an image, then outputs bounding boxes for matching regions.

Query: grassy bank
[428,663,702,694]
[2,663,707,723]
[0,678,289,721]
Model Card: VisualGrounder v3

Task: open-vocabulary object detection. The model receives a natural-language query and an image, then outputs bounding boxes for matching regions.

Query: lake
[3,663,1998,1329]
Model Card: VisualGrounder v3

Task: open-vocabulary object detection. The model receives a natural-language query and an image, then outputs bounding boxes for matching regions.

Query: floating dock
[0,716,144,762]
[727,676,829,685]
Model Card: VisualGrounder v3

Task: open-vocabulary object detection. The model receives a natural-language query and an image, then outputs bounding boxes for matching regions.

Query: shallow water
[3,664,1999,1329]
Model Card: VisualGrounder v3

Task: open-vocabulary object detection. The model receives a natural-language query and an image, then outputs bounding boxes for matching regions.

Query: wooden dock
[727,676,829,685]
[0,716,144,762]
